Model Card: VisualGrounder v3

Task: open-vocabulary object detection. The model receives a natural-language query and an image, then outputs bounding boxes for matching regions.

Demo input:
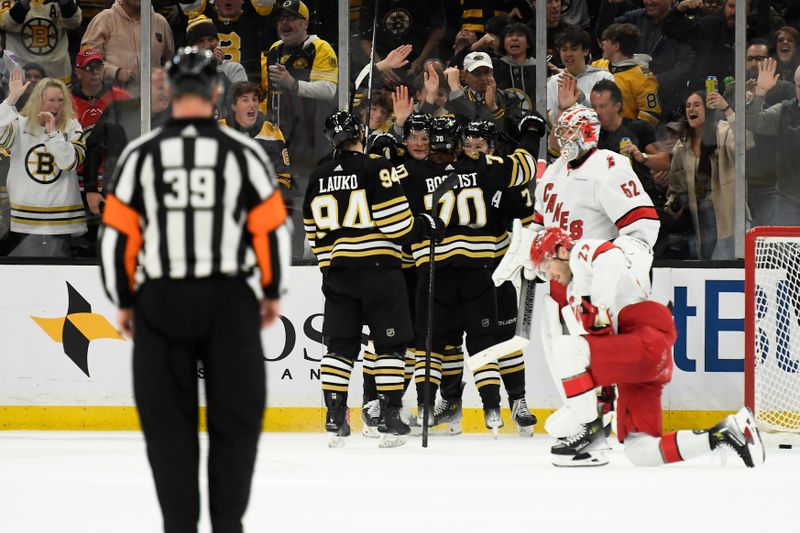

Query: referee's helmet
[166,46,220,100]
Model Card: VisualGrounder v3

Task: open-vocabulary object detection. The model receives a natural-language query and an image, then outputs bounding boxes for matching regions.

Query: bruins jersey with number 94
[303,151,418,270]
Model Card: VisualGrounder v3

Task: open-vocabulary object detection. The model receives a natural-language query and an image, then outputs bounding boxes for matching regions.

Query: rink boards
[0,263,778,432]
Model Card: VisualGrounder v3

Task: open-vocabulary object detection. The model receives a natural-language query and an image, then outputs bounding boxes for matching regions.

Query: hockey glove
[416,213,446,243]
[577,297,613,335]
[518,111,547,139]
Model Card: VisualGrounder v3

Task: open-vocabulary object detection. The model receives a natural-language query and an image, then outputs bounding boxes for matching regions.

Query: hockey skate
[324,392,350,448]
[433,396,463,435]
[361,399,380,438]
[407,404,435,436]
[377,396,411,448]
[709,407,765,467]
[551,417,609,467]
[511,398,537,437]
[484,407,504,439]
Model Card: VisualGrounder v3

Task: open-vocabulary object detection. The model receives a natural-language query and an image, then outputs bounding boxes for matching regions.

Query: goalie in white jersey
[494,103,658,424]
[523,227,764,468]
[531,104,658,288]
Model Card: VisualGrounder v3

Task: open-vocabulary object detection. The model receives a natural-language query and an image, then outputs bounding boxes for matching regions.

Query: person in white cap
[443,50,524,153]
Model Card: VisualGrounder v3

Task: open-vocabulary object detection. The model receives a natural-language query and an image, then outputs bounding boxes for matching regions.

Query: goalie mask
[529,227,574,277]
[554,105,600,162]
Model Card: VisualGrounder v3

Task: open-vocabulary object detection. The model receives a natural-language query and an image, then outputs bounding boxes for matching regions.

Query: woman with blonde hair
[0,70,86,256]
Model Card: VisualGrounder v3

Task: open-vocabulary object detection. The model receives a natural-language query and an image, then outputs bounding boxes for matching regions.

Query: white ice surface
[0,431,796,533]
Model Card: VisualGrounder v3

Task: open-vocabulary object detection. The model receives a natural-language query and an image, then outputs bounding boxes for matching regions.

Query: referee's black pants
[133,278,266,533]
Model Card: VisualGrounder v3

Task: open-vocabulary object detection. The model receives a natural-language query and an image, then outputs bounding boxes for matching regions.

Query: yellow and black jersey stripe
[402,149,535,269]
[303,151,422,270]
[219,116,292,189]
[261,35,338,99]
[592,59,661,126]
[459,0,534,32]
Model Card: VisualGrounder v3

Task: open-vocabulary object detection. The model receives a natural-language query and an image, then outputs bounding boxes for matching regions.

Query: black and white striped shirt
[99,117,291,308]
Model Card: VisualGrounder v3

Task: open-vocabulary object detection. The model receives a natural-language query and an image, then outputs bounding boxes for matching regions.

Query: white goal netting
[752,235,800,435]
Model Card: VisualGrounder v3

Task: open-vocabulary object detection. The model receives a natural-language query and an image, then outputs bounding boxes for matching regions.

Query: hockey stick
[422,170,460,448]
[361,0,381,151]
[466,277,536,371]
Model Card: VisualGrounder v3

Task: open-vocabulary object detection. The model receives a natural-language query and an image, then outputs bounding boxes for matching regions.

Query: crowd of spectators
[0,0,796,261]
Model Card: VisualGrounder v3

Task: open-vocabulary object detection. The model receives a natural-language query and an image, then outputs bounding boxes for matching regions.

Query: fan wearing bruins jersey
[431,119,542,437]
[219,81,293,192]
[260,0,338,164]
[180,0,276,84]
[399,114,543,430]
[0,73,86,257]
[304,110,442,449]
[593,24,661,126]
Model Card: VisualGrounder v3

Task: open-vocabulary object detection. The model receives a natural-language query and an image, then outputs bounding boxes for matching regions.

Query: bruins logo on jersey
[292,58,309,70]
[26,144,62,184]
[383,8,411,36]
[22,16,59,56]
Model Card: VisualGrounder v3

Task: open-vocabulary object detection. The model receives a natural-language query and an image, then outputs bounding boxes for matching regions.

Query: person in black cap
[177,0,274,85]
[185,15,247,87]
[99,47,291,533]
[15,62,45,109]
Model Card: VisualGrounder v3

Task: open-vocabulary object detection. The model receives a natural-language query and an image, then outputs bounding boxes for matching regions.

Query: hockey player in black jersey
[304,111,443,448]
[399,112,546,432]
[433,120,542,436]
[360,130,412,436]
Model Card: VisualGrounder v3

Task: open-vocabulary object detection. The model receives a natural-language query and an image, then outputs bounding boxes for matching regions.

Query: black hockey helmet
[368,132,405,161]
[324,110,362,148]
[403,113,432,139]
[166,46,219,100]
[463,120,498,147]
[429,116,462,153]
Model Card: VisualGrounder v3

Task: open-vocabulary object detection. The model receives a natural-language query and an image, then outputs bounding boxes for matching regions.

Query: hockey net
[745,227,800,445]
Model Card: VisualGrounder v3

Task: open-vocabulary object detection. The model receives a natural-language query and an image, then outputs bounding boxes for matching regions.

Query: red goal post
[745,226,800,446]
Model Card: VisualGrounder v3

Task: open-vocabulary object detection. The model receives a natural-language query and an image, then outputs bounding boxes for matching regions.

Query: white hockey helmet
[554,104,600,162]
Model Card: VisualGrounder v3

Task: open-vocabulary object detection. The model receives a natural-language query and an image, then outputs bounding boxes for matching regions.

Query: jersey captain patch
[26,144,62,184]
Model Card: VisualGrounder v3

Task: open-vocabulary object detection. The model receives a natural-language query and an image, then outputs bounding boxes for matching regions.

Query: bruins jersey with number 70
[402,148,536,269]
[303,150,422,270]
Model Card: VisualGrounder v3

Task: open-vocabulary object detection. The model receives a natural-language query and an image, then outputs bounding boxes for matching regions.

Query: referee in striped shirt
[99,47,290,533]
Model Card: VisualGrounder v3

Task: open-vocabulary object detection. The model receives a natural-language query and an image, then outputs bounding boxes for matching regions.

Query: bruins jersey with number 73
[303,150,421,270]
